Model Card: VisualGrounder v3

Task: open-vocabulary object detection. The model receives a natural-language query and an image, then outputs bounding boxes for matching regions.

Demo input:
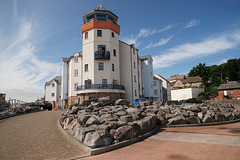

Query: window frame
[85,32,88,39]
[98,62,104,70]
[74,69,78,76]
[112,63,114,71]
[112,32,114,38]
[97,30,102,37]
[113,49,116,56]
[51,93,55,97]
[85,64,88,72]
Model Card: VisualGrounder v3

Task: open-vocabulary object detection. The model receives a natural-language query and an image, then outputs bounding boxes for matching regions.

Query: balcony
[95,51,110,60]
[76,84,125,91]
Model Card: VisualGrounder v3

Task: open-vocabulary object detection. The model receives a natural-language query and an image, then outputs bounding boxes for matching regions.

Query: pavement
[80,122,240,160]
[0,110,87,160]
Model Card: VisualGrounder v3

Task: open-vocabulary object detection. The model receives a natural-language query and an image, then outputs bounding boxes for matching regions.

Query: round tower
[78,5,125,101]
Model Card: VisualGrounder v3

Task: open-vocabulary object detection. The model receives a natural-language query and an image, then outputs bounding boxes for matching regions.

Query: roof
[168,75,188,81]
[218,81,240,90]
[45,76,62,86]
[184,76,202,83]
[154,74,170,83]
[94,4,106,11]
[139,55,153,61]
[62,58,69,62]
[83,4,118,23]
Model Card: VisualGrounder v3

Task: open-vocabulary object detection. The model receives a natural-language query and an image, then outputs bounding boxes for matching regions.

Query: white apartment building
[154,74,171,103]
[58,5,161,106]
[45,76,62,107]
[153,76,163,102]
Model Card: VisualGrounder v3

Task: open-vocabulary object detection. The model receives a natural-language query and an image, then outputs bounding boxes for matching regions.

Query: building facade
[45,76,62,107]
[153,74,171,103]
[171,88,204,101]
[55,5,162,106]
[216,81,240,100]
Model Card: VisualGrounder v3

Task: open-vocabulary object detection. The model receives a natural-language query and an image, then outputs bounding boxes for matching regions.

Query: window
[112,32,114,38]
[74,99,78,104]
[85,64,88,72]
[154,81,157,86]
[51,93,55,97]
[154,90,158,95]
[112,63,114,71]
[134,62,136,69]
[74,83,78,90]
[102,79,107,84]
[113,49,116,56]
[98,45,106,53]
[134,75,136,82]
[98,62,104,70]
[85,32,88,39]
[135,89,137,96]
[74,56,78,62]
[51,83,55,87]
[229,90,234,95]
[97,30,102,37]
[97,14,106,21]
[74,69,78,76]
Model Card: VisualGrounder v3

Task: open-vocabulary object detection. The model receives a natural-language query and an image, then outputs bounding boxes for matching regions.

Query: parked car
[133,98,149,105]
[32,101,52,110]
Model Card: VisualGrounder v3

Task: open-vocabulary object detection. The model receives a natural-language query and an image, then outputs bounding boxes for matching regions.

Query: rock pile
[59,97,240,149]
[0,105,41,119]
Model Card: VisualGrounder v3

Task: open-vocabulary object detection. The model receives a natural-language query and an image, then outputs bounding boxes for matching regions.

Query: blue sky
[0,0,240,102]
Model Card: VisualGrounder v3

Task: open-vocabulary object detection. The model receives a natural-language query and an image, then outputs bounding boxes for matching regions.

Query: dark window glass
[113,49,116,56]
[98,62,104,70]
[85,32,88,39]
[85,64,88,71]
[112,63,114,71]
[97,30,102,37]
[112,32,114,38]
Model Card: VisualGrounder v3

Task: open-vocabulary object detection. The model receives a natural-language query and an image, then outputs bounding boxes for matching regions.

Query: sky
[0,0,240,102]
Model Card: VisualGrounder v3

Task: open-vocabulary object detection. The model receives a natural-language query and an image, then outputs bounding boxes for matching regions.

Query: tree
[188,63,209,84]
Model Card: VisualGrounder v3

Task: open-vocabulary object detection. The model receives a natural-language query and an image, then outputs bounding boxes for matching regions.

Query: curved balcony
[76,84,125,95]
[77,84,125,90]
[95,51,110,60]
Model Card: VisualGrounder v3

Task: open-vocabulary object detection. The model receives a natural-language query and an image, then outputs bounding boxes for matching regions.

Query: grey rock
[186,116,201,124]
[168,115,186,125]
[100,114,118,122]
[115,99,130,106]
[77,114,91,126]
[98,96,112,106]
[202,115,215,123]
[69,106,79,114]
[74,127,95,142]
[115,111,127,116]
[83,131,112,148]
[85,115,101,127]
[119,115,133,123]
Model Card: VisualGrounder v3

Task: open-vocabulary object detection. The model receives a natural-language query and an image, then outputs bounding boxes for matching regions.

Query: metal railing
[95,51,110,60]
[76,84,125,90]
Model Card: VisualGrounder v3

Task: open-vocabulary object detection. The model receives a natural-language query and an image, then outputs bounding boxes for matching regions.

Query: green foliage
[188,58,240,100]
[69,103,82,108]
[35,99,41,102]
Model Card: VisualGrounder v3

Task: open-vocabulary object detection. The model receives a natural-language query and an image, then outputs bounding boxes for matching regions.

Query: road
[0,110,86,160]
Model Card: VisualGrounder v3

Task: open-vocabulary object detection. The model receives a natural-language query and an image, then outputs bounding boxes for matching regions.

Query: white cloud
[217,58,228,65]
[143,36,173,49]
[185,19,200,28]
[0,18,60,102]
[121,24,173,46]
[153,29,240,69]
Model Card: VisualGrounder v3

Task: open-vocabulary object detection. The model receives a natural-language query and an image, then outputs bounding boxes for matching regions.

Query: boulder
[115,111,127,116]
[215,113,227,122]
[69,106,79,114]
[98,96,112,106]
[202,115,215,123]
[157,115,166,126]
[165,113,176,120]
[126,108,140,115]
[119,115,133,123]
[115,99,130,106]
[77,114,91,126]
[65,119,79,135]
[85,115,101,127]
[168,115,186,125]
[113,125,136,141]
[100,114,118,122]
[74,127,95,142]
[197,112,203,120]
[223,112,234,121]
[83,130,112,148]
[186,116,201,124]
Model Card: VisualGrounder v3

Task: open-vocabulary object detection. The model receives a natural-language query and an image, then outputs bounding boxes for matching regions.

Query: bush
[69,103,79,108]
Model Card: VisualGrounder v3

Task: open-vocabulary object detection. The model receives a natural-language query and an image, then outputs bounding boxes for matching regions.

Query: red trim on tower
[81,19,120,37]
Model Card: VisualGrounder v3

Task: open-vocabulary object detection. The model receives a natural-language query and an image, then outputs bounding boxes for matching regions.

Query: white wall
[61,61,68,100]
[153,79,163,101]
[171,88,204,101]
[141,57,154,98]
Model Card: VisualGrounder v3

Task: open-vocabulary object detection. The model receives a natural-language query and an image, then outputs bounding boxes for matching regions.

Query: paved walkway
[80,122,240,160]
[0,110,86,160]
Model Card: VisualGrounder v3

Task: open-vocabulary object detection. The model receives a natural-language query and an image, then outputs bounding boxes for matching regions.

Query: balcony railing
[95,51,110,60]
[76,84,125,90]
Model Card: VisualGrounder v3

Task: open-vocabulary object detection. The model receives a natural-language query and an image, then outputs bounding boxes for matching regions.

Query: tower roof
[83,4,118,23]
[94,4,106,11]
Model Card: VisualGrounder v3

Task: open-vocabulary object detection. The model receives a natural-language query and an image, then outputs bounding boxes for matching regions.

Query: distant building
[154,74,171,103]
[168,75,187,88]
[153,76,163,102]
[215,81,240,100]
[45,76,62,108]
[171,88,204,101]
[0,93,6,104]
[171,76,203,89]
